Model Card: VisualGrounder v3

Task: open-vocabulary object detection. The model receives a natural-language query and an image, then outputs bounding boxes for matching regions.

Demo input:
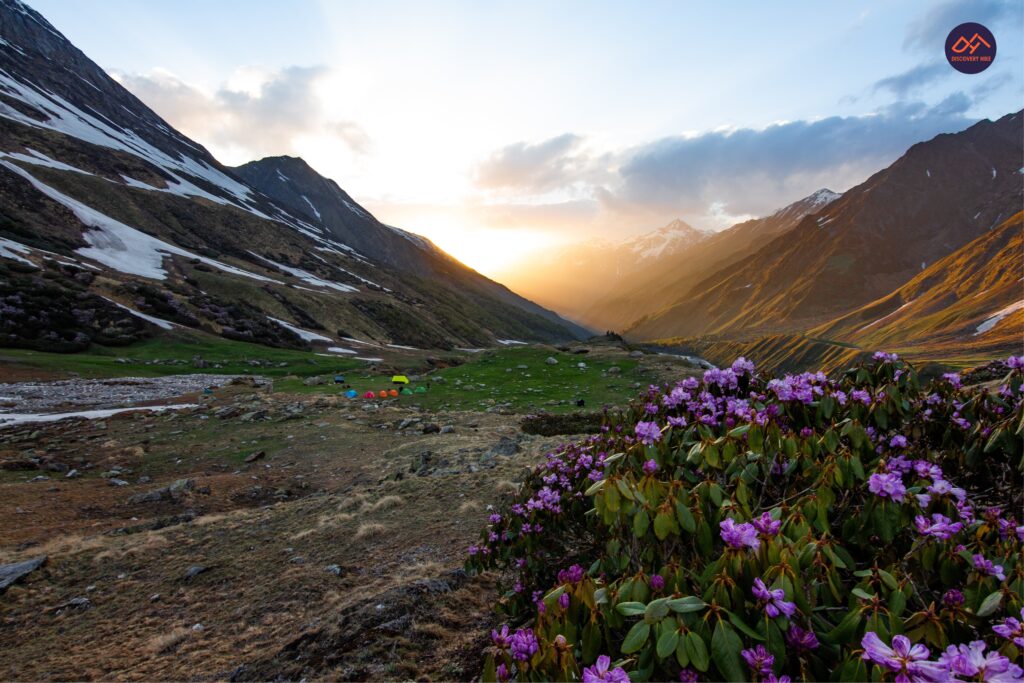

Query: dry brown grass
[457,500,481,513]
[402,560,444,580]
[148,627,191,654]
[495,479,520,495]
[360,495,404,513]
[354,522,387,540]
[337,492,369,512]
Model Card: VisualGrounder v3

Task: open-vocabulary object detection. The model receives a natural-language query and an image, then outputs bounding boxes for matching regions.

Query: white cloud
[114,66,370,166]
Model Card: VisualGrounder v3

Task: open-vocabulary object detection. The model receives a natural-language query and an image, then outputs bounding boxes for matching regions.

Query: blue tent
[345,389,358,398]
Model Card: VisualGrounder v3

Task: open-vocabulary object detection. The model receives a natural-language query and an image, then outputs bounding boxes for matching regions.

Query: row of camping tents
[338,375,426,399]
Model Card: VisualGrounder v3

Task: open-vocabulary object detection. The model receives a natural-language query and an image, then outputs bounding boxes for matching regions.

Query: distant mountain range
[627,113,1022,341]
[586,188,841,330]
[614,113,1023,371]
[518,109,1022,371]
[0,0,587,354]
[497,218,713,327]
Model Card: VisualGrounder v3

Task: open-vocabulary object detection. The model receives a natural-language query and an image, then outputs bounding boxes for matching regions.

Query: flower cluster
[469,354,1023,682]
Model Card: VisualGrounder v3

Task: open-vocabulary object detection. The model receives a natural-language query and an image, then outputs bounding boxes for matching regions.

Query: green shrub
[468,355,1024,682]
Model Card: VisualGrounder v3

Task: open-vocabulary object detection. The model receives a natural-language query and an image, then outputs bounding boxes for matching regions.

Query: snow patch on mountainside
[301,195,321,220]
[0,235,34,266]
[0,148,93,174]
[0,69,268,214]
[266,317,333,343]
[249,252,358,293]
[1,160,276,282]
[974,300,1024,335]
[103,298,178,330]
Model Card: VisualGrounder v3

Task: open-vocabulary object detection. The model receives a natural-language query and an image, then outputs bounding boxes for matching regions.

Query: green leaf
[852,588,875,601]
[604,452,625,465]
[685,632,709,672]
[584,478,607,496]
[726,610,765,641]
[645,598,670,623]
[728,423,751,438]
[482,654,497,683]
[666,596,706,614]
[977,591,1003,617]
[878,569,899,591]
[676,501,696,533]
[711,620,746,682]
[544,585,567,602]
[621,621,651,654]
[616,601,647,617]
[889,589,907,617]
[654,511,676,541]
[633,509,650,538]
[675,632,690,667]
[582,621,601,664]
[656,627,680,659]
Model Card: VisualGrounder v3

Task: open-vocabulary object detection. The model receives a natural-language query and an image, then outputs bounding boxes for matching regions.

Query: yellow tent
[391,375,410,384]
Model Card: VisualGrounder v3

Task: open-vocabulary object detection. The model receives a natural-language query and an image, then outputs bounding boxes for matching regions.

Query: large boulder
[0,556,47,593]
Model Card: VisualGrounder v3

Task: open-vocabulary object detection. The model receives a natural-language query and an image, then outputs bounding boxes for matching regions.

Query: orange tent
[388,389,399,397]
[378,390,388,399]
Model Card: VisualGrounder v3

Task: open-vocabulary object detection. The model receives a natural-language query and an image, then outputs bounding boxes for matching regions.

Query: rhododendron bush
[467,355,1024,682]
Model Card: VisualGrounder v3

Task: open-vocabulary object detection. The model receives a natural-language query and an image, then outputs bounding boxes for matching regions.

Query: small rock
[440,425,455,434]
[485,436,522,458]
[545,357,558,365]
[244,450,266,463]
[108,478,130,487]
[421,423,440,434]
[149,593,161,602]
[192,623,204,632]
[183,565,210,581]
[325,564,342,576]
[65,469,80,479]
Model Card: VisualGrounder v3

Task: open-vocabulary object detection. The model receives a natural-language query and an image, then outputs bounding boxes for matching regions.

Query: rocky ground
[0,374,265,414]
[0,378,591,680]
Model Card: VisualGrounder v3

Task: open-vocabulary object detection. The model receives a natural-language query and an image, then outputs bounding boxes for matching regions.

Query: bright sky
[30,0,1024,276]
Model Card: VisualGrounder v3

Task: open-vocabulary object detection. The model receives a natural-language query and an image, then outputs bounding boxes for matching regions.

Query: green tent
[414,386,427,393]
[401,387,414,395]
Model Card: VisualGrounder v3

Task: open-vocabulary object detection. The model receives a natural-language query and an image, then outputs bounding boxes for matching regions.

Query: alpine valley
[0,0,588,356]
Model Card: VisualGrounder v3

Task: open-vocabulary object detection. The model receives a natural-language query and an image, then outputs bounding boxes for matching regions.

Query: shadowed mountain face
[627,112,1024,341]
[233,156,442,276]
[0,0,586,353]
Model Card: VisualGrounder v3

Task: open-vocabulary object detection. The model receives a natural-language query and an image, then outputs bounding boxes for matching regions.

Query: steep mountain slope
[495,218,711,328]
[812,211,1023,354]
[660,212,1023,375]
[234,155,589,338]
[588,189,840,329]
[233,155,444,276]
[0,0,585,353]
[628,112,1024,340]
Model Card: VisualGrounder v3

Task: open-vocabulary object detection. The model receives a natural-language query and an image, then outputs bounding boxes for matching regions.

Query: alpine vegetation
[468,355,1024,682]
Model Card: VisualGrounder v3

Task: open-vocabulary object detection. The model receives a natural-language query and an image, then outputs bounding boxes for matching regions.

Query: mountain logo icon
[945,23,996,74]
